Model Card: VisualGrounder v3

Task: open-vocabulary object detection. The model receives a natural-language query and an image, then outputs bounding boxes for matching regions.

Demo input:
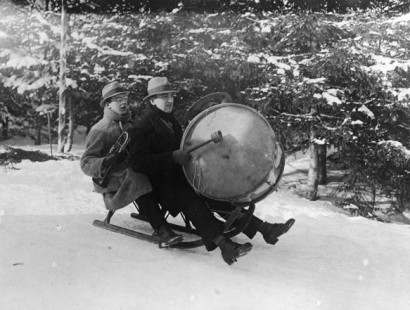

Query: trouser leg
[135,192,166,231]
[210,201,263,239]
[241,216,263,239]
[182,198,223,250]
[216,211,263,239]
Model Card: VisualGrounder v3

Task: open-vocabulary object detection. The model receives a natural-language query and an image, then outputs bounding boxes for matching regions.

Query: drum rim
[184,92,233,122]
[181,102,284,203]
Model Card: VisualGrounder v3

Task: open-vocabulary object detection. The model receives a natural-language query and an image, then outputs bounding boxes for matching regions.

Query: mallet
[187,130,223,153]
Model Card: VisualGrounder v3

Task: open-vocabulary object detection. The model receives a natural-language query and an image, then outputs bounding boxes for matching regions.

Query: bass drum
[181,103,285,205]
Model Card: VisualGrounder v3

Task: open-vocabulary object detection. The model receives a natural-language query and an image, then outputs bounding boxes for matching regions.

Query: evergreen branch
[398,124,410,131]
[318,114,344,120]
[269,110,343,121]
[322,124,342,131]
[278,112,315,119]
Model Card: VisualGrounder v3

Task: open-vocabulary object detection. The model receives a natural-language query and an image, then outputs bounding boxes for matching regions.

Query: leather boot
[215,236,253,265]
[155,224,183,248]
[259,219,295,245]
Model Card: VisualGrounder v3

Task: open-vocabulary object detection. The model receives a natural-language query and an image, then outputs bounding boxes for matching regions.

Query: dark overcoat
[80,108,152,210]
[128,105,198,216]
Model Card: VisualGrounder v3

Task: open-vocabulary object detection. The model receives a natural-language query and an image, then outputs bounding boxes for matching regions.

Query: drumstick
[187,130,223,153]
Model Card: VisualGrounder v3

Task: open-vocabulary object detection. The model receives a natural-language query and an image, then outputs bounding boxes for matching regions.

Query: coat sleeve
[128,125,176,176]
[80,128,107,178]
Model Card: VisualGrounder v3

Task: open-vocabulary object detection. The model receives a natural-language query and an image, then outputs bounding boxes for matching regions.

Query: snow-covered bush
[335,96,410,216]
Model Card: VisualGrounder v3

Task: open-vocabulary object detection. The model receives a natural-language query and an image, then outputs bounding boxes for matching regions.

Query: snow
[66,78,78,89]
[0,30,8,38]
[82,37,146,59]
[378,140,410,158]
[247,54,260,63]
[388,12,410,24]
[314,88,344,105]
[1,137,410,310]
[3,75,55,94]
[188,29,207,34]
[358,104,375,119]
[368,55,410,73]
[394,88,410,101]
[218,29,231,34]
[246,53,293,70]
[32,11,60,36]
[5,54,47,69]
[304,77,327,84]
[322,92,342,105]
[351,120,364,126]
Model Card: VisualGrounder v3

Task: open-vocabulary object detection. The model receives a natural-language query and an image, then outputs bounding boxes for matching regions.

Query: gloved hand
[172,149,191,165]
[103,150,128,168]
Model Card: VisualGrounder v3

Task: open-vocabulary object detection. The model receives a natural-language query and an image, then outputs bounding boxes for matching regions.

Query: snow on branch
[3,75,55,94]
[386,12,410,24]
[3,53,48,69]
[81,37,147,60]
[32,11,60,36]
[272,110,342,121]
[378,140,410,159]
[358,104,375,119]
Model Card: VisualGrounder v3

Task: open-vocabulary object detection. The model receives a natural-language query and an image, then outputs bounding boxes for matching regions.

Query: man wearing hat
[80,81,183,248]
[129,77,254,265]
[129,77,295,265]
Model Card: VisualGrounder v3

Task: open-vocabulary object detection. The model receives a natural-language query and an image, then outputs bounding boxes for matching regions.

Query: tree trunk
[64,95,74,153]
[57,0,68,153]
[317,143,327,185]
[307,109,319,200]
[307,141,319,200]
[46,112,53,155]
[34,115,42,145]
[1,116,9,140]
[396,192,410,213]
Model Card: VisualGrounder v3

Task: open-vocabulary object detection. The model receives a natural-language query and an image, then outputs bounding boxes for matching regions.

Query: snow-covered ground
[1,137,410,310]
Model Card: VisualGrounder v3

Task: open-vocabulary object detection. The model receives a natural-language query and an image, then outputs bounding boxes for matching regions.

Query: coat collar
[146,104,182,148]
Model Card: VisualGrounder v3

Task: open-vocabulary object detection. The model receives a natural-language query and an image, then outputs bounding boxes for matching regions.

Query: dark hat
[100,82,129,107]
[143,77,178,101]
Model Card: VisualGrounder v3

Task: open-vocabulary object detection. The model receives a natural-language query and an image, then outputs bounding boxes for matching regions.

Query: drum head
[182,103,284,204]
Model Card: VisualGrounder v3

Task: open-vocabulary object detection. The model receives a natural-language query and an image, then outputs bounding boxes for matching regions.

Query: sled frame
[93,201,256,249]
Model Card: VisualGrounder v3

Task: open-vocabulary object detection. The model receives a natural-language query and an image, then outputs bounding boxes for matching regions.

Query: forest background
[1,0,410,220]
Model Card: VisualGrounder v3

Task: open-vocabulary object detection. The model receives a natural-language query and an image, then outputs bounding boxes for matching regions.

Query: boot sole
[264,219,296,245]
[228,243,253,265]
[159,235,184,248]
[280,218,295,236]
[236,243,253,257]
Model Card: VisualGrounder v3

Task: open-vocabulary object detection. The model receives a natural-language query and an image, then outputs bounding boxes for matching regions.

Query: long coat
[80,108,152,210]
[128,105,198,216]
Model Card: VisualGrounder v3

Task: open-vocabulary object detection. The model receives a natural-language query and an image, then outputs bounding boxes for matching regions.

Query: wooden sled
[93,201,256,249]
[93,97,284,250]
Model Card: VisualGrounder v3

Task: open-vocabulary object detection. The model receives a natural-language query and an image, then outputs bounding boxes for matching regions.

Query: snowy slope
[1,140,410,310]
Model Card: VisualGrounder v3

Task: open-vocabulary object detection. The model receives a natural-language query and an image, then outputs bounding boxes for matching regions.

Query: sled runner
[93,97,285,249]
[93,200,256,248]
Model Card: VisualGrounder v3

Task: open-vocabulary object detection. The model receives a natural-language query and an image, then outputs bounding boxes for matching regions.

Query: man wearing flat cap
[80,81,183,248]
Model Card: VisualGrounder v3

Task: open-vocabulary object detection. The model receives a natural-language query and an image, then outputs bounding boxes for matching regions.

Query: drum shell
[181,103,284,205]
